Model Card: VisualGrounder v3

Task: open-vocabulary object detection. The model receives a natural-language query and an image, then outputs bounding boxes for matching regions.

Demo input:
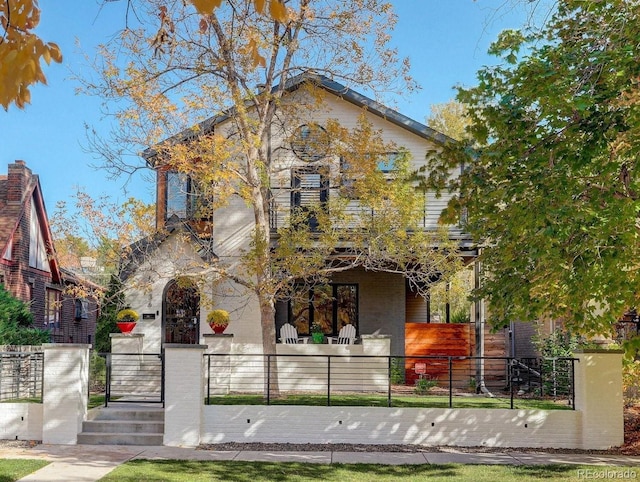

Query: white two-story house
[118,74,479,366]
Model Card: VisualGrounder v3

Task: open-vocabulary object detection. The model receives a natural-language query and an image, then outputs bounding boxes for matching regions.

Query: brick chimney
[6,160,32,204]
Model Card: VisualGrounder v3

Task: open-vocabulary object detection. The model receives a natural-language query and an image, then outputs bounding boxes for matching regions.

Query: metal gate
[105,352,164,406]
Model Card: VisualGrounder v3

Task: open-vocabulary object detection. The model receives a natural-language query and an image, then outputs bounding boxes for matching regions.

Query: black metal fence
[99,352,165,406]
[0,351,44,402]
[203,354,576,409]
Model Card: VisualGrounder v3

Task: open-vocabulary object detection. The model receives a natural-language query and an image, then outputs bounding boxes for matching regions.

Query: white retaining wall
[199,350,624,450]
[201,405,581,448]
[0,403,43,441]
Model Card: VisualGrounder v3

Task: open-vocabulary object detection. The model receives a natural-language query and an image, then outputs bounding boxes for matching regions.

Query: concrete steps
[78,405,164,446]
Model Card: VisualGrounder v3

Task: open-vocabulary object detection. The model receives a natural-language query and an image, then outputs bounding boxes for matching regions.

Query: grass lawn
[88,394,106,409]
[0,459,49,482]
[99,460,637,482]
[0,398,41,404]
[205,393,572,410]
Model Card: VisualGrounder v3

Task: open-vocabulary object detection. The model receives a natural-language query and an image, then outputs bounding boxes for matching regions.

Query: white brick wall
[164,344,206,447]
[574,351,624,449]
[0,404,43,440]
[42,344,90,444]
[202,406,581,448]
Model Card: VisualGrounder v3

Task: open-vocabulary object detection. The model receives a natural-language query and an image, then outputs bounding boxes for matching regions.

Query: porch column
[574,349,624,449]
[164,344,206,447]
[42,344,90,444]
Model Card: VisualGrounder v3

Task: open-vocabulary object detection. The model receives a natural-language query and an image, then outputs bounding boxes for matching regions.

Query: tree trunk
[259,297,279,399]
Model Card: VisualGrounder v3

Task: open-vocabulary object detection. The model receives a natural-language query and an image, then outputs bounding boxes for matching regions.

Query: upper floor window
[29,200,49,271]
[166,171,196,219]
[291,124,330,162]
[377,152,400,173]
[2,236,12,261]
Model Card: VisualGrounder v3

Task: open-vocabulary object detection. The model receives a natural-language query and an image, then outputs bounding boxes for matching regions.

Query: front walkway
[1,444,639,482]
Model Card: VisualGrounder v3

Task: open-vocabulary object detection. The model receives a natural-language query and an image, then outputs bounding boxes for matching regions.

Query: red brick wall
[1,161,99,345]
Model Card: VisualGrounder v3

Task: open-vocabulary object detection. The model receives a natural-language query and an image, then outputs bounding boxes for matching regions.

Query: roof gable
[119,216,217,281]
[143,73,455,161]
[0,165,61,283]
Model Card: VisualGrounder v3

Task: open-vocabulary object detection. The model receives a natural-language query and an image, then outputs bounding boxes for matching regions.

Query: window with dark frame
[291,167,329,231]
[289,284,358,336]
[45,288,62,330]
[75,298,89,320]
[166,171,195,220]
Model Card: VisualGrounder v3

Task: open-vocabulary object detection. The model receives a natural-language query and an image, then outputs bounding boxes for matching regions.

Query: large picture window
[289,284,358,336]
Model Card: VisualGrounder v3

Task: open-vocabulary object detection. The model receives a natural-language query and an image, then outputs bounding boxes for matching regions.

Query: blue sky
[1,0,538,213]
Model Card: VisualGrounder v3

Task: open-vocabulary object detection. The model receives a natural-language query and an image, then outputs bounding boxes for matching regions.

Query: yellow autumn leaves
[188,0,288,68]
[189,0,288,22]
[0,0,62,110]
[0,0,287,111]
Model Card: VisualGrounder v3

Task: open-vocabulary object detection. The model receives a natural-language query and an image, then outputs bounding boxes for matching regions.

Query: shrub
[94,274,125,353]
[0,285,49,345]
[390,358,405,384]
[414,376,437,395]
[623,358,640,407]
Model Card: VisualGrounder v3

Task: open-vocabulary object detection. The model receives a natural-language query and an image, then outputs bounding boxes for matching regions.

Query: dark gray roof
[142,73,456,161]
[119,216,217,282]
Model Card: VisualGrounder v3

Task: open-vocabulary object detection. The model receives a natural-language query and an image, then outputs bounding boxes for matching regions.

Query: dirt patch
[622,404,640,455]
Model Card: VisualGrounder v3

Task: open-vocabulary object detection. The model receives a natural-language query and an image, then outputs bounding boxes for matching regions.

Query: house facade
[0,161,99,344]
[120,76,479,357]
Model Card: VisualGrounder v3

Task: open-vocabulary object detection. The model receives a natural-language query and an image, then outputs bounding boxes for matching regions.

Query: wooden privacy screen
[404,323,507,386]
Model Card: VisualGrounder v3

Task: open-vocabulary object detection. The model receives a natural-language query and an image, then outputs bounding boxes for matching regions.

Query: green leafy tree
[94,274,125,353]
[427,0,640,349]
[426,100,472,142]
[0,284,49,345]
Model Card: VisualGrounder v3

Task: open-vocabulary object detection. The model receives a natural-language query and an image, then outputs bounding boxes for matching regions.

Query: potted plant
[207,309,230,334]
[116,308,139,335]
[311,321,324,344]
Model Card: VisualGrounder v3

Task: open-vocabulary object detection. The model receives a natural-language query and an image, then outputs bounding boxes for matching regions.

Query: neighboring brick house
[0,161,99,344]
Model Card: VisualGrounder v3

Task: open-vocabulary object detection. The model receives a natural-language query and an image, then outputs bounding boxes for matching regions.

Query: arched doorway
[163,279,200,344]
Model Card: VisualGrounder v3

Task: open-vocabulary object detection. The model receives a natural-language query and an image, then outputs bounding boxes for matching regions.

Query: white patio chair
[279,323,307,344]
[328,323,356,344]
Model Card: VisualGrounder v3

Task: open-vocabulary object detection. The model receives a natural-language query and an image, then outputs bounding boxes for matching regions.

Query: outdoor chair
[328,324,357,344]
[279,323,307,344]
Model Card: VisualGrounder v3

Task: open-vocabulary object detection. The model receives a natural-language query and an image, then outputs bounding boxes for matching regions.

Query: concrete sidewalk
[1,444,639,482]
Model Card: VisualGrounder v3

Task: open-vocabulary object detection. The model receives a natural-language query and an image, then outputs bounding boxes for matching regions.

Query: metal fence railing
[0,351,44,402]
[203,354,576,410]
[100,352,164,406]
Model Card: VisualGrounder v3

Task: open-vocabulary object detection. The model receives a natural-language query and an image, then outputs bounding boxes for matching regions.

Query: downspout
[474,254,494,397]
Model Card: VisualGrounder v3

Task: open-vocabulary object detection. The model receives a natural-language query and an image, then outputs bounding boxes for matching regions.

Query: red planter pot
[210,325,227,334]
[116,321,137,334]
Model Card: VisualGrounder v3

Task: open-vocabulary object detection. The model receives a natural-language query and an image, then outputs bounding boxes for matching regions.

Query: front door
[163,280,200,344]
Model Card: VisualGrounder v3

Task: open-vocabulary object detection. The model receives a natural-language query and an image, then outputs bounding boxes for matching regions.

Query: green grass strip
[100,460,638,482]
[0,459,49,482]
[205,393,571,410]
